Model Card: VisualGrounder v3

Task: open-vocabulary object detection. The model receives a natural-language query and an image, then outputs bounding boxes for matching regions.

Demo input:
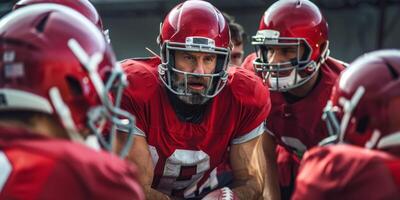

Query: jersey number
[0,151,12,192]
[150,147,217,198]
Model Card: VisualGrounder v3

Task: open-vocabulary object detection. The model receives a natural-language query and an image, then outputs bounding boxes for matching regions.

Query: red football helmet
[14,0,110,43]
[252,0,329,91]
[158,0,231,104]
[322,50,400,150]
[0,4,134,157]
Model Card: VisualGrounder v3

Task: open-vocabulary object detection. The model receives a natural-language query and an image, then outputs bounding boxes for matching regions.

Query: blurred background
[1,0,399,62]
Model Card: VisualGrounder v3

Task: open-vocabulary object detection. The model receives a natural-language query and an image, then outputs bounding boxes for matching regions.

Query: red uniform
[242,53,346,155]
[242,53,346,197]
[293,144,400,200]
[0,126,144,200]
[121,57,270,198]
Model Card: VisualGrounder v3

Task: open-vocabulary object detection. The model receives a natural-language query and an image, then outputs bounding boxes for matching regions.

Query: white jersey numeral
[150,147,217,198]
[0,151,12,192]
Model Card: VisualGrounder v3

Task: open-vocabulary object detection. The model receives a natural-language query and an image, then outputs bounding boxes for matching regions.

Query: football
[202,187,239,200]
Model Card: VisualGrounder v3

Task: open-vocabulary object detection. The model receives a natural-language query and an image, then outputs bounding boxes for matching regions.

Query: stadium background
[0,0,399,63]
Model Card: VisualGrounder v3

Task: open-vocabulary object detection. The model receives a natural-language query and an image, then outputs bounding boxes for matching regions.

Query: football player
[116,0,279,199]
[293,49,400,199]
[241,0,347,198]
[14,0,111,43]
[0,4,143,200]
[222,12,246,67]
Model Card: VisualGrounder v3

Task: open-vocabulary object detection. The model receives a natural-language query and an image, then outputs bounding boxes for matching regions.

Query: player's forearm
[230,136,267,200]
[263,153,280,200]
[262,133,280,200]
[118,135,168,199]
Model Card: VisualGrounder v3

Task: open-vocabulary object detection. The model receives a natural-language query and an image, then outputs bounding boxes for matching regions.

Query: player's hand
[202,187,239,200]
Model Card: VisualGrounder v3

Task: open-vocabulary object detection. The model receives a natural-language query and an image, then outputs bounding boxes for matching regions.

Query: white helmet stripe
[0,89,53,113]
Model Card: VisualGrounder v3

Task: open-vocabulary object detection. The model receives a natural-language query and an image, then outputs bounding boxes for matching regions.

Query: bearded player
[117,0,279,199]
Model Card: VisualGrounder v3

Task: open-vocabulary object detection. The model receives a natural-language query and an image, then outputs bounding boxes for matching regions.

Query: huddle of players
[0,0,399,200]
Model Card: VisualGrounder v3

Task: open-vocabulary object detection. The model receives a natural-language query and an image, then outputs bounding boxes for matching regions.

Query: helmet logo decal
[4,63,24,79]
[255,30,280,39]
[3,51,24,78]
[254,30,280,44]
[3,51,15,62]
[185,37,215,50]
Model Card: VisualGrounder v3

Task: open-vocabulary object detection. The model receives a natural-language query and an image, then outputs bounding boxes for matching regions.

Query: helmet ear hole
[35,13,50,33]
[66,76,83,96]
[356,116,370,134]
[103,71,112,86]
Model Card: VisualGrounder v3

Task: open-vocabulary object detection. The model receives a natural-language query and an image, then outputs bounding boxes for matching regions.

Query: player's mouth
[188,82,207,91]
[270,69,293,77]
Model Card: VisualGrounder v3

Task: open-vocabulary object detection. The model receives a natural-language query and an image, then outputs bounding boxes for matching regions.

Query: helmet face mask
[159,39,230,105]
[252,31,320,91]
[321,86,367,146]
[320,50,400,150]
[157,0,231,105]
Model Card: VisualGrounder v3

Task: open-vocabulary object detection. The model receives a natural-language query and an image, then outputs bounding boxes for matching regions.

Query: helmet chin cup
[305,62,317,72]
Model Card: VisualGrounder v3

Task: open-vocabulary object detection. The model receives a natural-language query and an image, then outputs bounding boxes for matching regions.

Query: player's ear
[229,41,234,51]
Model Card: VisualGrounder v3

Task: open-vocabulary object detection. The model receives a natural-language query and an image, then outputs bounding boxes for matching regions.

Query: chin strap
[317,41,330,66]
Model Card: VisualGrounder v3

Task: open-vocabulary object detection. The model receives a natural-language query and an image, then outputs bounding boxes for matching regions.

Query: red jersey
[0,126,144,200]
[293,144,400,200]
[242,53,346,156]
[120,57,270,198]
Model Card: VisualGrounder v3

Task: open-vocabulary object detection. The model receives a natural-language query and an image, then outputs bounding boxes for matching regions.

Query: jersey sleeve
[293,145,400,200]
[231,68,271,144]
[119,59,158,137]
[120,89,147,137]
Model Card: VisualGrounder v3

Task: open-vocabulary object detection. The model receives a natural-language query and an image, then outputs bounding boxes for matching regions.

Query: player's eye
[204,55,216,63]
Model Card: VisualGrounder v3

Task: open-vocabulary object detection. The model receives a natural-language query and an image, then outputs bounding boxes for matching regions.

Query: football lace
[221,187,233,200]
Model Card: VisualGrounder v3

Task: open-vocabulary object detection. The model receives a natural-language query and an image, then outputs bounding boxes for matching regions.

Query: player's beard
[172,74,212,105]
